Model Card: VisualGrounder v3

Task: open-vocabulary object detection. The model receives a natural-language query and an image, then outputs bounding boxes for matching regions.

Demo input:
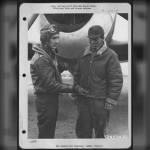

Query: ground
[28,75,129,139]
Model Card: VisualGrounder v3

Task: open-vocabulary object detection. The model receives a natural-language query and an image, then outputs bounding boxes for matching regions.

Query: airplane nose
[44,14,93,32]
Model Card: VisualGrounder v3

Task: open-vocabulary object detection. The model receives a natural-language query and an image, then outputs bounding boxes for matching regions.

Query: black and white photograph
[19,3,131,149]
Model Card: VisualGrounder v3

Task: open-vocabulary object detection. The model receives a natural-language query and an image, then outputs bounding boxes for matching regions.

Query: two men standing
[30,24,123,138]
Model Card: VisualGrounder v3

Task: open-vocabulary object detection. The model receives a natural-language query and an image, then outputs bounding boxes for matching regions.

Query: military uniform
[30,25,73,138]
[74,25,123,138]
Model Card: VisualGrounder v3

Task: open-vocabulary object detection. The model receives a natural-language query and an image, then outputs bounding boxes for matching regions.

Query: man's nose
[91,40,97,44]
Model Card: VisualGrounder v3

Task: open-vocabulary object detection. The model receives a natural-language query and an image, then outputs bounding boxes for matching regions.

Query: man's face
[49,34,60,50]
[89,36,104,51]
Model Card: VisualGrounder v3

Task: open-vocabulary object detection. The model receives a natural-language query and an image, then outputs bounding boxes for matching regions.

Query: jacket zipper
[87,54,95,89]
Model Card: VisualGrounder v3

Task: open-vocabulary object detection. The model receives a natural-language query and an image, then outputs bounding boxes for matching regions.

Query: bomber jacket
[30,45,72,95]
[74,42,123,105]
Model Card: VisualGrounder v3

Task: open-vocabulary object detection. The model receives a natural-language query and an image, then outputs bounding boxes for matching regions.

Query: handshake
[64,84,88,95]
[72,85,89,95]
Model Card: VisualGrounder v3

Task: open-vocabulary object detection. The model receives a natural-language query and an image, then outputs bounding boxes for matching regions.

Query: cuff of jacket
[106,98,118,106]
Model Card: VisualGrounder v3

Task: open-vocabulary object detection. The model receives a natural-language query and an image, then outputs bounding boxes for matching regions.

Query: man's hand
[73,85,89,95]
[78,87,89,95]
[104,102,114,110]
[104,98,117,110]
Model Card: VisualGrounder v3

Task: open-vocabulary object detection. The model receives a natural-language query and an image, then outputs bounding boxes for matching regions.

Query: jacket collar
[32,44,56,60]
[83,40,108,57]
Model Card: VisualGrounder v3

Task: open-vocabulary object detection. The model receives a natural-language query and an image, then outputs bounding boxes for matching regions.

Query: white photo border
[19,3,131,149]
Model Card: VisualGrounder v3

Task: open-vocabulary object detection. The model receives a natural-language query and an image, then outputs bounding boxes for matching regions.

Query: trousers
[75,97,110,138]
[35,94,59,138]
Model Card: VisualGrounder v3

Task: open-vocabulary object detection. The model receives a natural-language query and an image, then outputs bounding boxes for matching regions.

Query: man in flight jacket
[30,24,88,138]
[73,25,123,138]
